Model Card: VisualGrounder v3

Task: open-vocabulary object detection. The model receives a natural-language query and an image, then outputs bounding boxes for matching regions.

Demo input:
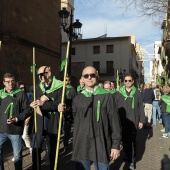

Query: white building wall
[154,41,164,76]
[61,36,138,82]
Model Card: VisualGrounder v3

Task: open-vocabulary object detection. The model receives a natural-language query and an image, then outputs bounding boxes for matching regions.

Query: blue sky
[74,0,163,54]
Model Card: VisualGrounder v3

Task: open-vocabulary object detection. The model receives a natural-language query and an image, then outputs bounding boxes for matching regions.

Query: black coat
[115,89,145,128]
[33,82,62,135]
[0,91,33,135]
[72,92,121,164]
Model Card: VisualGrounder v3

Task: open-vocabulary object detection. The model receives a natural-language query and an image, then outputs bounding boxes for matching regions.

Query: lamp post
[58,7,82,76]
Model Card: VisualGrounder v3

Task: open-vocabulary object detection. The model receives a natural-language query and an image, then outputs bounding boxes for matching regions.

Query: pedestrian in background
[115,73,145,170]
[63,76,77,152]
[17,82,33,155]
[143,83,155,128]
[151,82,162,126]
[159,85,170,138]
[77,78,85,93]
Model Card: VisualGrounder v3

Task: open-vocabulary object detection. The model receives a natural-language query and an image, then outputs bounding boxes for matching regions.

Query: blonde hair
[162,85,170,94]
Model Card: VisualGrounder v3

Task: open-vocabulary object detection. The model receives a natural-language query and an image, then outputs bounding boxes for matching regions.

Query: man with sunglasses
[71,66,121,170]
[0,73,33,170]
[30,66,63,170]
[115,73,145,170]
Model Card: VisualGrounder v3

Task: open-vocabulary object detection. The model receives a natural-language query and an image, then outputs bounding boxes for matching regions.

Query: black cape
[72,88,121,164]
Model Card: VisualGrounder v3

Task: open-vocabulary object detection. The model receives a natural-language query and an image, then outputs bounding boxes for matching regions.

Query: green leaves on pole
[60,59,68,71]
[157,77,162,86]
[30,64,38,74]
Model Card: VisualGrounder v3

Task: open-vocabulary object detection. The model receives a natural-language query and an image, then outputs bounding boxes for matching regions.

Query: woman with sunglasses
[115,73,145,170]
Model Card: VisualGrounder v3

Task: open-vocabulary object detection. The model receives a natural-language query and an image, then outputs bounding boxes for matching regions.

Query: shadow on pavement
[136,127,153,162]
[161,154,170,170]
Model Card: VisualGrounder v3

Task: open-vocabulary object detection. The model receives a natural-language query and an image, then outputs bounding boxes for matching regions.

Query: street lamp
[58,7,82,76]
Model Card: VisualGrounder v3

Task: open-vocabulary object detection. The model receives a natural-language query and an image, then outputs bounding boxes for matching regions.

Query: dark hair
[104,81,111,85]
[124,73,134,80]
[3,73,15,81]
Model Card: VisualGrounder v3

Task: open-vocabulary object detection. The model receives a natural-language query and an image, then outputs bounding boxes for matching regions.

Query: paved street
[3,122,170,170]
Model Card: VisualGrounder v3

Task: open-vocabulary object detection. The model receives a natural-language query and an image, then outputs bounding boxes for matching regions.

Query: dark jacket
[159,94,170,113]
[0,90,33,135]
[72,87,121,164]
[33,77,63,135]
[115,88,145,128]
[143,88,154,104]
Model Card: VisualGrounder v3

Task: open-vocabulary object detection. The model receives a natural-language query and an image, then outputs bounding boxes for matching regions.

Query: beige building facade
[62,35,144,86]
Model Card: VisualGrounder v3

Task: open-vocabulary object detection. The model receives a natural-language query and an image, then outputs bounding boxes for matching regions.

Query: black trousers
[122,128,137,163]
[32,133,57,170]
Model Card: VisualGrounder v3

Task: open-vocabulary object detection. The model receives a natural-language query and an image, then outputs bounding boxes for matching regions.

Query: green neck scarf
[119,85,136,109]
[39,76,63,94]
[161,94,170,113]
[110,89,117,94]
[81,86,109,97]
[0,86,21,99]
[77,85,85,92]
[0,86,21,118]
[66,85,73,88]
[81,86,109,122]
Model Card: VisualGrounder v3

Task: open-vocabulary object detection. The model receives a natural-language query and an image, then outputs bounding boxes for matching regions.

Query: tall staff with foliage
[116,69,120,91]
[32,47,39,170]
[54,41,70,170]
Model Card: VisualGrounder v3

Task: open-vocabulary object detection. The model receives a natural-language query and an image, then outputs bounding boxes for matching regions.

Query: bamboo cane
[116,69,120,90]
[33,47,39,170]
[54,41,70,170]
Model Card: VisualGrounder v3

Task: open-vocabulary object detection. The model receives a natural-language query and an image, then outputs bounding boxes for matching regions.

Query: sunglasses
[124,80,132,82]
[38,72,48,77]
[20,87,25,89]
[82,74,96,79]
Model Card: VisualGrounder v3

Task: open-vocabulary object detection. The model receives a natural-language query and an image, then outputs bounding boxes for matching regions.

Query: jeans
[0,133,22,170]
[22,124,32,148]
[162,112,170,133]
[152,101,162,125]
[75,160,109,170]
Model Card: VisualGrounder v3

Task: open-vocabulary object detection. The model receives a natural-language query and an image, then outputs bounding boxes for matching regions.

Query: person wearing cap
[70,66,121,170]
[0,73,33,170]
[30,66,63,170]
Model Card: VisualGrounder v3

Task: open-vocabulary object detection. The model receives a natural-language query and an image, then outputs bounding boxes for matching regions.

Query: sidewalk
[3,122,170,170]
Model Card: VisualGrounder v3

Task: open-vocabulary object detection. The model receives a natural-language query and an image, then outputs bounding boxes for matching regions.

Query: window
[106,45,114,53]
[93,46,100,54]
[93,62,100,73]
[72,47,76,55]
[106,61,114,74]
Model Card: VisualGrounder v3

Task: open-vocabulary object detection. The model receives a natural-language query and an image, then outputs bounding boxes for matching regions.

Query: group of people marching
[0,65,170,170]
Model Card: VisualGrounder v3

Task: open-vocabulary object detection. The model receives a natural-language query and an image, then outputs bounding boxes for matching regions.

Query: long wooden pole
[54,41,70,170]
[116,69,120,90]
[33,47,39,170]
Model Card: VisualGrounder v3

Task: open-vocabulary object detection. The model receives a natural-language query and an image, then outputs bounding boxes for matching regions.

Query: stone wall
[0,0,61,88]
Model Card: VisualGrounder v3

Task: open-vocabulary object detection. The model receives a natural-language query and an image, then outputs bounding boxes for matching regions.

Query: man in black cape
[71,66,121,170]
[115,73,145,170]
